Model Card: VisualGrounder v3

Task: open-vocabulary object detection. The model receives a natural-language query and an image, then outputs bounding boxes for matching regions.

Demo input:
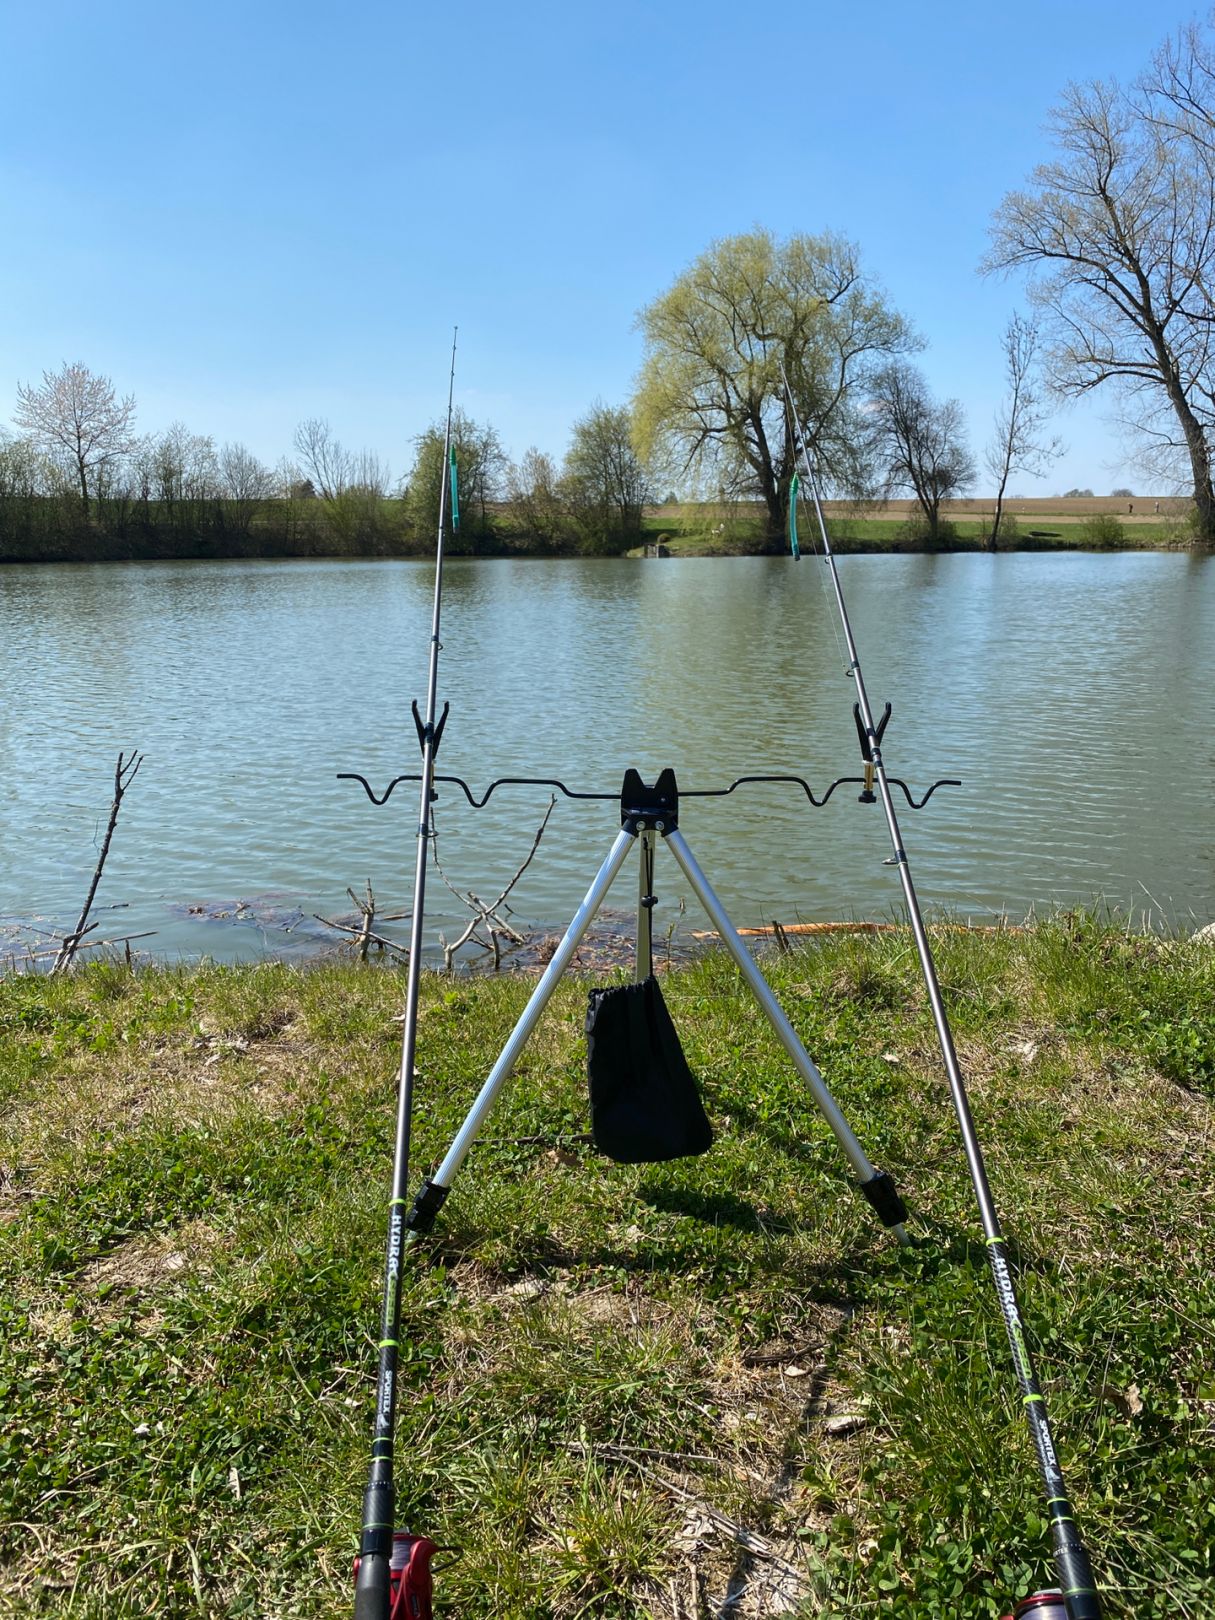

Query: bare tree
[986,24,1215,544]
[1144,17,1215,154]
[985,314,1065,549]
[152,423,218,503]
[217,442,275,540]
[293,418,354,500]
[292,419,390,550]
[14,362,136,520]
[870,364,976,540]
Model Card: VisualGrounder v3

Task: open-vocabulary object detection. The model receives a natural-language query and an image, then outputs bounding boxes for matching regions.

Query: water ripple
[1,552,1212,960]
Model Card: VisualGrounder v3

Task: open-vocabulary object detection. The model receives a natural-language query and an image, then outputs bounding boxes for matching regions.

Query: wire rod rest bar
[337,771,961,812]
[336,773,620,808]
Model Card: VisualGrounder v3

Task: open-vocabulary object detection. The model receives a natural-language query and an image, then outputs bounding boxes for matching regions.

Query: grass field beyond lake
[1,919,1212,1617]
[639,497,1197,556]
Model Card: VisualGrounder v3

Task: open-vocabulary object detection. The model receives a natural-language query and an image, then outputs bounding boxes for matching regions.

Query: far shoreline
[1,494,1205,566]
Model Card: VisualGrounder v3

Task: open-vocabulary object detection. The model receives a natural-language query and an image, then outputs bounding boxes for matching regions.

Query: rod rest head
[620,768,679,834]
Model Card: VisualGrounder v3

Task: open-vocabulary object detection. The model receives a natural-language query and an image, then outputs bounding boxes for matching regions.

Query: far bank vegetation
[0,376,654,564]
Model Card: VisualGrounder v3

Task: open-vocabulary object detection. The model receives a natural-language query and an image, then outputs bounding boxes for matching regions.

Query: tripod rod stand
[402,768,910,1249]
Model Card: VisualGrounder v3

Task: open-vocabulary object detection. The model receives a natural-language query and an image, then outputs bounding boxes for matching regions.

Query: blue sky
[0,0,1191,494]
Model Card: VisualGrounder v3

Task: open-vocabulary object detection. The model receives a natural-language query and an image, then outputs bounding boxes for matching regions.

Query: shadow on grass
[634,1182,799,1235]
[902,1215,1060,1284]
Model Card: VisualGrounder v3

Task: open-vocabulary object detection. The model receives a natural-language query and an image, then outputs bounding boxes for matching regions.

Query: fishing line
[781,384,851,679]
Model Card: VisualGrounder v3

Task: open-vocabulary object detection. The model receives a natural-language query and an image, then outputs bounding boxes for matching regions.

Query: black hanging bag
[585,975,713,1163]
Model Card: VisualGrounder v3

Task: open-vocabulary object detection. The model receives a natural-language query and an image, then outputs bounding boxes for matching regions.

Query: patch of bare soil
[80,1219,221,1317]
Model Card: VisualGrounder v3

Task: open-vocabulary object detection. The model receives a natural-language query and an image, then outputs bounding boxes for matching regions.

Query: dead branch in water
[314,879,413,961]
[434,796,556,971]
[314,798,555,971]
[53,750,144,974]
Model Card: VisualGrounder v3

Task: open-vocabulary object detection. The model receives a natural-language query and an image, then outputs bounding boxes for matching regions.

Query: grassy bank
[638,502,1197,557]
[1,919,1212,1617]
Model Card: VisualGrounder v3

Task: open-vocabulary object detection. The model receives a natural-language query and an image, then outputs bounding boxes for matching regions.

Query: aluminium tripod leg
[664,827,910,1245]
[402,827,636,1240]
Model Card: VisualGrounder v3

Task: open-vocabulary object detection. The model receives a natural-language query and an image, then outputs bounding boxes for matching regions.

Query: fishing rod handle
[353,1552,390,1619]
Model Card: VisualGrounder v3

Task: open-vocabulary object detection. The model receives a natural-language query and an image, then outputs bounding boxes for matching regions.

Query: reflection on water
[1,552,1212,963]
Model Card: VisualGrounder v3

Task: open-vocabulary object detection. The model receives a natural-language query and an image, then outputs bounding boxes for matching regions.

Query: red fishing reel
[1001,1593,1070,1620]
[353,1532,438,1620]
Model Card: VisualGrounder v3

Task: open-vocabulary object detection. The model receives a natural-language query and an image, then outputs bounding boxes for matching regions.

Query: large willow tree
[633,229,917,546]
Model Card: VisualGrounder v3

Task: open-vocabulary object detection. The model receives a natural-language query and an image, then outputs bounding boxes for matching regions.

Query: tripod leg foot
[859,1171,911,1243]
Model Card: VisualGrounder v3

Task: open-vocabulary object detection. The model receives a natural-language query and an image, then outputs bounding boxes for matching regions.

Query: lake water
[2,552,1212,965]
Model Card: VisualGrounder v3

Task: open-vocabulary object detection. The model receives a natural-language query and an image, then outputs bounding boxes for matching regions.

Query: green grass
[637,511,1178,555]
[1,919,1212,1616]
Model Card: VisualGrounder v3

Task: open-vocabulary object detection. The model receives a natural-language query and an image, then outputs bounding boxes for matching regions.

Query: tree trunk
[1180,405,1215,545]
[749,407,783,548]
[989,471,1009,552]
[764,487,784,549]
[1152,334,1215,545]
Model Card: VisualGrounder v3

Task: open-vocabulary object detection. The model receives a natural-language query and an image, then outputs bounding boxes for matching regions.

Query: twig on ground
[348,881,376,960]
[312,913,410,960]
[29,931,157,963]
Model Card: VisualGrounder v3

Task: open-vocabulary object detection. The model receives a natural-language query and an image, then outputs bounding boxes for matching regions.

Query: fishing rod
[353,330,459,1620]
[780,363,1103,1620]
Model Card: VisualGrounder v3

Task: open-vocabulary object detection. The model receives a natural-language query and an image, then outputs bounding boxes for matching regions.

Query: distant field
[833,496,1185,524]
[648,496,1189,526]
[638,495,1196,556]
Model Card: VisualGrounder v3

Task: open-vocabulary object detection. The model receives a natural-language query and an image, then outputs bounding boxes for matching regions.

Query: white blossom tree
[14,362,136,520]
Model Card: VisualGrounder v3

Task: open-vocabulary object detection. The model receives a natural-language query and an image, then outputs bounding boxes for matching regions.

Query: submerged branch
[434,797,557,970]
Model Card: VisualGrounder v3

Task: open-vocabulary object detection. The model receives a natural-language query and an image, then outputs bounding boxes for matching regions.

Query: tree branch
[53,750,143,974]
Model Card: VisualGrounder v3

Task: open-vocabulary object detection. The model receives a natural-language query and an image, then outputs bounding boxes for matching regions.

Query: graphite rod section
[354,329,458,1620]
[781,367,1100,1619]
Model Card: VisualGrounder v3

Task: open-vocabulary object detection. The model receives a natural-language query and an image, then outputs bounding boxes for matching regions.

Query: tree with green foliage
[406,409,506,553]
[986,20,1215,545]
[504,447,571,551]
[561,403,650,554]
[633,229,917,548]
